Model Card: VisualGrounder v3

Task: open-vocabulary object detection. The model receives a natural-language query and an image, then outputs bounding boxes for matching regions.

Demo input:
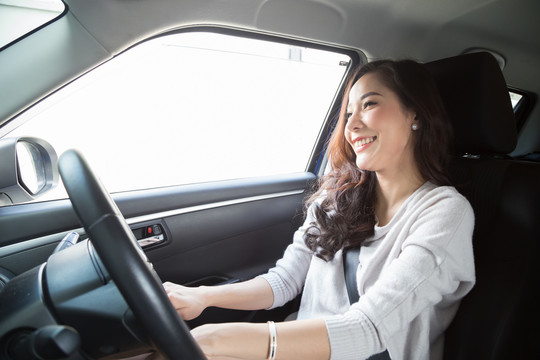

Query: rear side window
[509,89,535,130]
[509,91,523,108]
[4,32,351,201]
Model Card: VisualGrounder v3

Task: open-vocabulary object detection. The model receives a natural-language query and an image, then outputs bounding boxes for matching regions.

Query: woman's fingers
[162,282,206,320]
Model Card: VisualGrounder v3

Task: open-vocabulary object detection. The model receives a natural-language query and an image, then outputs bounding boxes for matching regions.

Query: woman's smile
[352,136,377,153]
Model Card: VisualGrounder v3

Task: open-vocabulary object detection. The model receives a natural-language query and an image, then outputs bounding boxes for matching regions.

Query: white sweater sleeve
[326,190,475,359]
[258,204,316,308]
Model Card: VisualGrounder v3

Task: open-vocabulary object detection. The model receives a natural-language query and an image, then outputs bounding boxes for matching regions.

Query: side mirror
[0,137,58,205]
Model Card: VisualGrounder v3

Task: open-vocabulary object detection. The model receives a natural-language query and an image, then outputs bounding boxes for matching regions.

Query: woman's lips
[352,136,377,152]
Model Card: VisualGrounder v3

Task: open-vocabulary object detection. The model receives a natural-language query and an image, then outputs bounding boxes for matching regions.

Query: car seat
[425,52,540,359]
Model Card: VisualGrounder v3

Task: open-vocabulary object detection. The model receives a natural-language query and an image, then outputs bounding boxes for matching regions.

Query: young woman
[162,60,475,360]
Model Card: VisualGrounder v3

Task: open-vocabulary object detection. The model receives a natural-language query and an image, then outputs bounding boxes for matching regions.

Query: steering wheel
[58,149,206,359]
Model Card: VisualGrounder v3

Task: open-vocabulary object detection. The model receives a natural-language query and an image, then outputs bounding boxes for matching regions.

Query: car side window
[0,0,65,49]
[3,32,351,201]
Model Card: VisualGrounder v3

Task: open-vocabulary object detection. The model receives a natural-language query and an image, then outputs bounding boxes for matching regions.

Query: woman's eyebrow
[360,91,382,100]
[347,91,382,111]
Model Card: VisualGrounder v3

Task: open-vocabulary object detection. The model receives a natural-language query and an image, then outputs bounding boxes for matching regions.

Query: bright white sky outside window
[0,0,64,48]
[509,91,522,108]
[6,32,350,201]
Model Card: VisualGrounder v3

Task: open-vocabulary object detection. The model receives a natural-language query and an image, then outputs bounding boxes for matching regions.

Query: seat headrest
[425,52,517,155]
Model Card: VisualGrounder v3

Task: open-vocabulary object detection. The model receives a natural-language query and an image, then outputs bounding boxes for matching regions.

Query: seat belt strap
[343,246,361,304]
[343,246,392,360]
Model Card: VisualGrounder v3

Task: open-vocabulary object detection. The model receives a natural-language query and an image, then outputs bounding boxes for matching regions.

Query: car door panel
[0,172,316,292]
[151,190,303,262]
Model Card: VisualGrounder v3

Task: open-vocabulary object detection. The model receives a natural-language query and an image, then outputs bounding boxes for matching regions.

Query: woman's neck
[374,168,425,227]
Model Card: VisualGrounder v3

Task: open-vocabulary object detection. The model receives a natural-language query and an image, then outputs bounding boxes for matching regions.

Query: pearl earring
[412,123,419,131]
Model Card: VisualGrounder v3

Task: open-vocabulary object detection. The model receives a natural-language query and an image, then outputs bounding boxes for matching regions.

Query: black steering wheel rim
[58,149,206,359]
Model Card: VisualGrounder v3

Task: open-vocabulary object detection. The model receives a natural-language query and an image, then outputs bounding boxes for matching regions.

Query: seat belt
[343,247,391,360]
[343,247,361,303]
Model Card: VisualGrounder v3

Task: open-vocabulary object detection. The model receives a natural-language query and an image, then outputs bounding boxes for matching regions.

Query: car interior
[0,0,539,359]
[426,51,540,360]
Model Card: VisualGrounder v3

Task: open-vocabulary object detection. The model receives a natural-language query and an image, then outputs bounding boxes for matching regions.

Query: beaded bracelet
[267,321,277,360]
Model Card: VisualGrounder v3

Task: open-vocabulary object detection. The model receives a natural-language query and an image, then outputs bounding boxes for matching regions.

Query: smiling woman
[161,59,475,360]
[2,1,539,359]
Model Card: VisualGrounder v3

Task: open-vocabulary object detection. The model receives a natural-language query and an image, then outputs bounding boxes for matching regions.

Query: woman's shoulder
[415,182,473,214]
[404,183,475,242]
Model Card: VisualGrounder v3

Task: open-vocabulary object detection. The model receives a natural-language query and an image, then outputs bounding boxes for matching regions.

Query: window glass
[0,0,64,49]
[4,32,350,201]
[509,91,523,109]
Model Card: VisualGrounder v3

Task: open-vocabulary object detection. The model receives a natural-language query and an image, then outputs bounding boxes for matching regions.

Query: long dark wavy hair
[304,59,453,261]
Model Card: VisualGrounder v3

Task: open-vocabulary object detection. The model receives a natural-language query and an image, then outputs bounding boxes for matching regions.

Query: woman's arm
[191,318,330,360]
[164,279,331,360]
[163,203,321,320]
[164,277,274,320]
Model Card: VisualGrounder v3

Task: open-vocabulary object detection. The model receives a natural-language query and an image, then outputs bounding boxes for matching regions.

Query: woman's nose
[345,111,364,132]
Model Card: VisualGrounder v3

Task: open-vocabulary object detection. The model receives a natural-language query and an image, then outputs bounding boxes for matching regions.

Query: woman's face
[344,72,418,175]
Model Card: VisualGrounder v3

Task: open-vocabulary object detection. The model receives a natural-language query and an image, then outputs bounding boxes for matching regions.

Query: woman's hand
[163,277,274,321]
[163,282,208,320]
[191,323,268,360]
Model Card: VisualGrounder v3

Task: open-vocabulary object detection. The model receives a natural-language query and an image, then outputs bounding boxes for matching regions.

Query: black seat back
[426,52,540,359]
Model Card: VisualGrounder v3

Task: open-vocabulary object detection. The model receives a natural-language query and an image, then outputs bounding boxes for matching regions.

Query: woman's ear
[410,112,419,131]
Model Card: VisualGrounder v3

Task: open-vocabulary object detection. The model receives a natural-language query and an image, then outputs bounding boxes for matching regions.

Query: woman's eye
[346,112,353,119]
[363,101,376,109]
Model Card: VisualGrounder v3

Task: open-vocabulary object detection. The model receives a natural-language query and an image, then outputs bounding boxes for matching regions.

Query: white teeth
[355,136,376,147]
